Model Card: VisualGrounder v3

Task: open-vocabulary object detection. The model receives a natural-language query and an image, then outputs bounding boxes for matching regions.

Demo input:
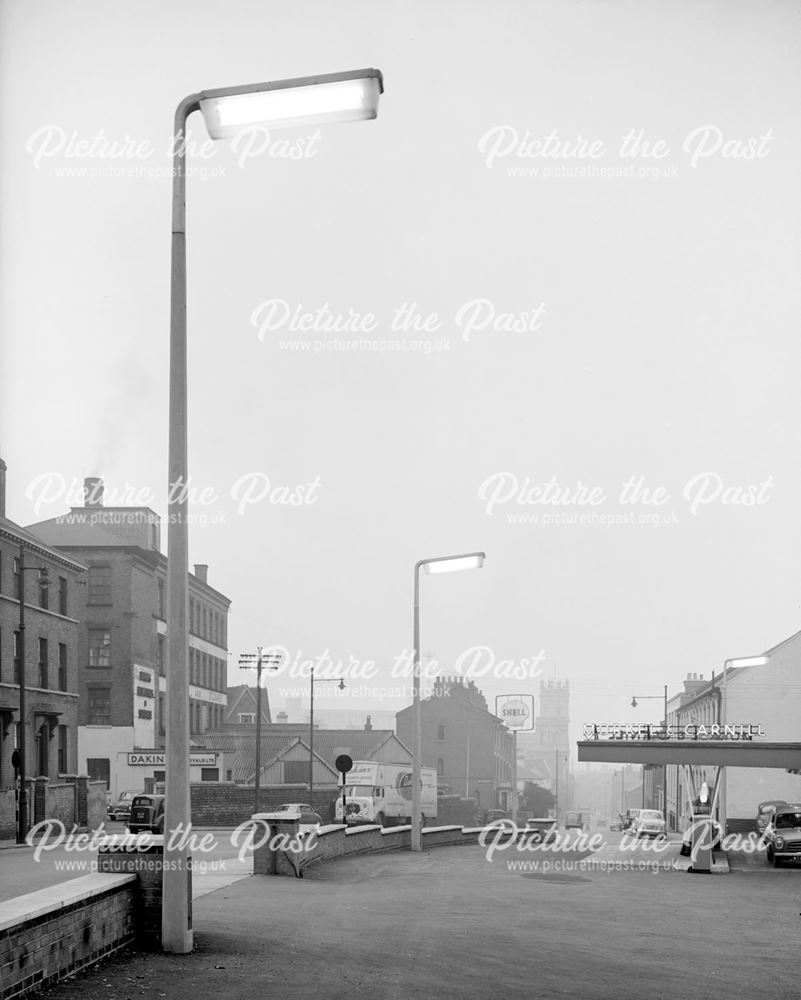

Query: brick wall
[190,782,338,826]
[0,875,135,1000]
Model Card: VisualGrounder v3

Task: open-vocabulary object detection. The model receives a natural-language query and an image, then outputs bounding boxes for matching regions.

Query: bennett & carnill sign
[583,723,766,741]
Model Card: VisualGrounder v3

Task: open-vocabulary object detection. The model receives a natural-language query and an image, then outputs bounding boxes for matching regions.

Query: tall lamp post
[412,552,486,852]
[630,685,669,822]
[163,67,383,953]
[15,546,49,843]
[239,647,282,813]
[309,671,345,807]
[720,654,769,834]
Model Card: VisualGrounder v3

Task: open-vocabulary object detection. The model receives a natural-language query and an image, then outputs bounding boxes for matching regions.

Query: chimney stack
[84,476,104,508]
[194,564,208,584]
[0,458,6,518]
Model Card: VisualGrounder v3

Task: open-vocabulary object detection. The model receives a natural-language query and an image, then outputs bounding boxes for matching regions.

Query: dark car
[108,789,140,822]
[128,793,165,834]
[763,805,801,867]
[756,800,787,834]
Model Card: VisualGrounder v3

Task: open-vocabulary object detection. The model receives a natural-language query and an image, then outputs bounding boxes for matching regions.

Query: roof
[26,514,142,549]
[194,727,410,783]
[0,516,87,572]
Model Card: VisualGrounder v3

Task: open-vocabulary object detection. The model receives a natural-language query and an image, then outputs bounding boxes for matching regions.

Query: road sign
[495,694,535,731]
[335,754,353,773]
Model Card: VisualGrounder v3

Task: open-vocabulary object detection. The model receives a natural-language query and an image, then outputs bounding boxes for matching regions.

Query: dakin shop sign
[127,752,218,766]
[583,723,766,741]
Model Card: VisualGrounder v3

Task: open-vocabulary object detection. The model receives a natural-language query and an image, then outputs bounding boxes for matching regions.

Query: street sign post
[335,754,353,826]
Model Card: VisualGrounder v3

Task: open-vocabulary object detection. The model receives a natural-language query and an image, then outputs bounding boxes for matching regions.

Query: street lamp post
[163,67,383,954]
[720,654,769,834]
[239,648,282,814]
[630,685,669,822]
[15,545,49,843]
[412,552,485,852]
[309,670,345,807]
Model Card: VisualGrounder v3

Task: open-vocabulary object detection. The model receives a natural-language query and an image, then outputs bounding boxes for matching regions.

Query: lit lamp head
[423,552,486,575]
[199,68,383,139]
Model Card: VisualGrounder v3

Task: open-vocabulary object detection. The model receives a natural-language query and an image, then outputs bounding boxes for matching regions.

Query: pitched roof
[0,516,87,571]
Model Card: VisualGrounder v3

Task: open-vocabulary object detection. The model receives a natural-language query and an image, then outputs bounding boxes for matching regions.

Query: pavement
[24,836,801,1000]
[0,827,251,903]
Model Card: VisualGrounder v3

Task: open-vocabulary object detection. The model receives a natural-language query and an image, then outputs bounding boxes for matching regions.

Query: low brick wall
[46,784,74,827]
[190,783,338,826]
[254,823,486,876]
[0,874,136,1000]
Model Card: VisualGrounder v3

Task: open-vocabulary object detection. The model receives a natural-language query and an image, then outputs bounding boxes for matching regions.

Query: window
[436,724,445,742]
[88,630,112,668]
[13,557,21,600]
[13,631,21,684]
[189,599,196,634]
[156,578,165,619]
[437,758,444,776]
[88,565,111,604]
[226,769,233,782]
[239,713,256,724]
[58,644,67,691]
[38,638,48,688]
[201,606,206,638]
[87,687,111,725]
[157,635,165,676]
[201,768,219,782]
[58,576,67,615]
[38,572,49,609]
[284,760,311,785]
[58,726,68,773]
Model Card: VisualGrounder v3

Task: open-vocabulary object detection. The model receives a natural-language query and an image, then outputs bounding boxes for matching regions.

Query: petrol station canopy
[577,739,801,769]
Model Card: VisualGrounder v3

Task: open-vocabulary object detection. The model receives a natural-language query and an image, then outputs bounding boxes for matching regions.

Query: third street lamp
[411,552,485,852]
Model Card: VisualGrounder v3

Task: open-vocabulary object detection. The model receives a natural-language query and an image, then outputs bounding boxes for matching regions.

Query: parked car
[763,805,801,867]
[274,803,322,830]
[127,793,165,834]
[631,809,666,839]
[108,789,141,822]
[524,817,558,844]
[756,800,787,834]
[680,816,722,856]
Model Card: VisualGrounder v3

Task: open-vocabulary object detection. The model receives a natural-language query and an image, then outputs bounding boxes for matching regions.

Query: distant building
[225,684,272,726]
[395,677,515,812]
[0,460,85,791]
[27,477,231,796]
[516,679,571,812]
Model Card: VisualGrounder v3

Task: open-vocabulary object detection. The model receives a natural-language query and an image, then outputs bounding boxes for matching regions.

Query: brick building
[0,460,85,789]
[27,477,231,798]
[395,677,514,812]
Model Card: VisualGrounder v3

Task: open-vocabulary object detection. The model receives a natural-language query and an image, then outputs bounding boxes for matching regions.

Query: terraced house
[28,476,231,799]
[0,460,85,837]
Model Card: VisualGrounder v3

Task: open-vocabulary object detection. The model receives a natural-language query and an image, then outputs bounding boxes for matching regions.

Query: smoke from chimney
[84,477,104,507]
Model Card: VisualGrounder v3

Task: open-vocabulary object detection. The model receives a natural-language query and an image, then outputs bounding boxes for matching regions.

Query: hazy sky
[2,0,799,748]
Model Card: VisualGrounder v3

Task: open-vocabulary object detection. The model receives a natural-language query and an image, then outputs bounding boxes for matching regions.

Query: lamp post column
[411,562,422,852]
[255,649,262,815]
[163,95,200,956]
[309,666,315,807]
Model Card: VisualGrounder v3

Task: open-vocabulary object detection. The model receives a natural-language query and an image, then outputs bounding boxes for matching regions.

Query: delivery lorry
[334,760,437,827]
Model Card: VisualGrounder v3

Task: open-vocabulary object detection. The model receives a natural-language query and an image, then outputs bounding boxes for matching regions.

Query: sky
[1,0,799,750]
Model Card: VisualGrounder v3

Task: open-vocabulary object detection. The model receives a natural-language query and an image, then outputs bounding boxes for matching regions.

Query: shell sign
[496,694,535,731]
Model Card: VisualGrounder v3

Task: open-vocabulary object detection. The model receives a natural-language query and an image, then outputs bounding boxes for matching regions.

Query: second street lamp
[163,66,383,954]
[630,685,668,822]
[411,551,485,852]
